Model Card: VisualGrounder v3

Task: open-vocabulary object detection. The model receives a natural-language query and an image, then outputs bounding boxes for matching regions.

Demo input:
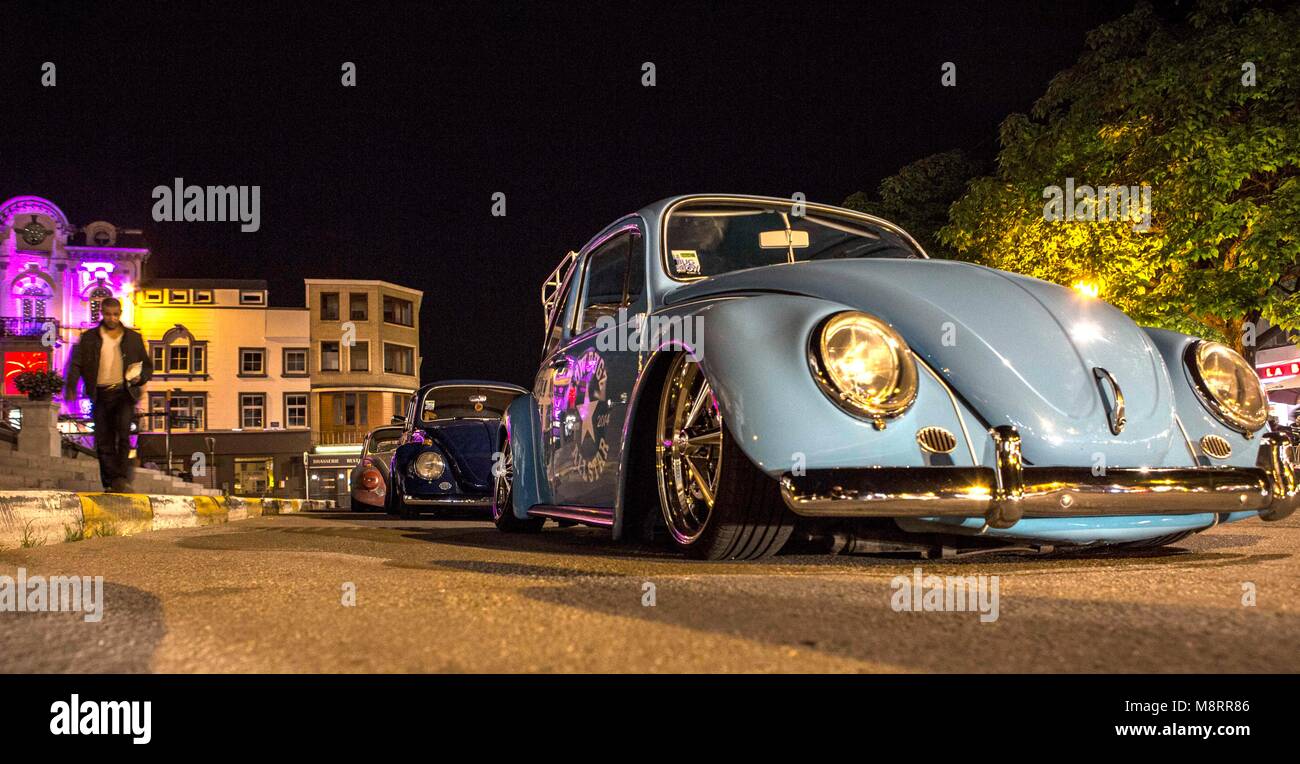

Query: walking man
[63,298,153,492]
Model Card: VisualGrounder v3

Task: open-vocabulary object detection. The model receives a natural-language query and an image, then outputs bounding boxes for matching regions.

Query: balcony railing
[0,316,59,338]
[314,428,371,446]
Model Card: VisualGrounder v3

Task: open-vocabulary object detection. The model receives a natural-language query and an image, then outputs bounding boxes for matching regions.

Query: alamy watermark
[50,694,151,744]
[152,178,261,232]
[1043,177,1151,232]
[594,308,705,360]
[890,566,1000,623]
[0,567,104,622]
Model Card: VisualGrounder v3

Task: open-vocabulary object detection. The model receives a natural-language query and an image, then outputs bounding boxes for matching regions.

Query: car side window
[543,268,581,360]
[577,232,634,334]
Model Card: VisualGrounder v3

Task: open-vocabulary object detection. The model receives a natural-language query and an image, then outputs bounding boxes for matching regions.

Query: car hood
[421,419,498,489]
[665,258,1182,466]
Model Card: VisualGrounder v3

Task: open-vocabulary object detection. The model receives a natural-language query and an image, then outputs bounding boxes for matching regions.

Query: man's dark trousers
[92,384,135,489]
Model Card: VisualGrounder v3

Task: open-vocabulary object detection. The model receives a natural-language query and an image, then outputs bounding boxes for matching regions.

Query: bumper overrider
[780,426,1300,529]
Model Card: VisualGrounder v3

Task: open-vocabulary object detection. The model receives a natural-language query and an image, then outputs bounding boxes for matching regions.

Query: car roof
[573,194,928,259]
[416,379,528,395]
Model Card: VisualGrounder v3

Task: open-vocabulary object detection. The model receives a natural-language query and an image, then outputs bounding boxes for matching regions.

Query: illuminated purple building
[0,195,149,416]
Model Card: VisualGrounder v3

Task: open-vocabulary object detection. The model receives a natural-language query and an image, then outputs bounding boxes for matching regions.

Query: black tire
[386,479,414,518]
[654,353,794,560]
[492,430,545,533]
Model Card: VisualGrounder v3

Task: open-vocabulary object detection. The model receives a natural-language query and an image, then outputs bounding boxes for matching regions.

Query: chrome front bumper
[402,495,492,507]
[779,427,1300,529]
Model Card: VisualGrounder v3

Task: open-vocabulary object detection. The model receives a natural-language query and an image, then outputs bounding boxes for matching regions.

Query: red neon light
[1257,360,1300,382]
[3,351,51,395]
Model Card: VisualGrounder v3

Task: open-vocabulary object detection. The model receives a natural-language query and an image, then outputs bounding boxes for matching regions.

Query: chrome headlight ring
[1184,340,1269,435]
[411,450,447,480]
[808,311,919,426]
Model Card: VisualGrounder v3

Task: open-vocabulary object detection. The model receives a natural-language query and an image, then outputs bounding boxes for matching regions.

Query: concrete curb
[0,492,315,549]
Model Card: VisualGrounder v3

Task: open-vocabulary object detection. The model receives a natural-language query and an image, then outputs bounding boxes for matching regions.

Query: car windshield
[419,386,517,423]
[366,429,403,455]
[664,201,923,279]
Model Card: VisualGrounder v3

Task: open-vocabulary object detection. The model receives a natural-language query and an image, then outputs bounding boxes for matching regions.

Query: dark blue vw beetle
[386,380,527,518]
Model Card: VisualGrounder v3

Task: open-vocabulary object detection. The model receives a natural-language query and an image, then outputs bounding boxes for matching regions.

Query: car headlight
[1186,341,1268,433]
[411,451,446,480]
[809,311,918,421]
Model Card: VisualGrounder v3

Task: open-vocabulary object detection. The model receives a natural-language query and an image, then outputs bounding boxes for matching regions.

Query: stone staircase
[0,445,222,496]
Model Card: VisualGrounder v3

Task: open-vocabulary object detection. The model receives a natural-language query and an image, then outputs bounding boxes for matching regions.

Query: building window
[285,393,309,428]
[383,295,414,327]
[193,290,214,304]
[240,394,266,429]
[283,347,308,376]
[239,348,266,376]
[234,457,273,494]
[332,392,368,427]
[150,328,207,375]
[393,392,411,421]
[141,290,164,305]
[169,289,190,304]
[147,392,206,432]
[88,286,113,324]
[320,341,340,371]
[168,344,190,371]
[239,290,265,305]
[383,343,415,375]
[321,292,340,321]
[13,274,53,321]
[349,293,368,321]
[350,341,370,372]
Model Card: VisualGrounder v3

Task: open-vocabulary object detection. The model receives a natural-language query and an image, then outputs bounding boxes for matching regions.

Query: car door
[547,222,647,508]
[535,254,583,503]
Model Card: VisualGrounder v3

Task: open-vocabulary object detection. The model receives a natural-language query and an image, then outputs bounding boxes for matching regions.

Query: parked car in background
[349,426,404,510]
[494,194,1297,559]
[386,380,528,518]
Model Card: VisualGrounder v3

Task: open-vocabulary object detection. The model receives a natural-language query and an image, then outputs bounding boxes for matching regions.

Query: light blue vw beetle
[493,194,1297,559]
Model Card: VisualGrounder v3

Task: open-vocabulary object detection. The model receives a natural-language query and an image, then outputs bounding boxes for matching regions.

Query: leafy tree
[939,0,1300,353]
[844,149,984,259]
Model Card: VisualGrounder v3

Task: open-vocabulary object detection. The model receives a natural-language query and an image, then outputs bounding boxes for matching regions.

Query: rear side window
[578,231,642,333]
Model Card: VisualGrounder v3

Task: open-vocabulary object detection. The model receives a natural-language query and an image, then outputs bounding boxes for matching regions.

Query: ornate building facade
[0,195,147,412]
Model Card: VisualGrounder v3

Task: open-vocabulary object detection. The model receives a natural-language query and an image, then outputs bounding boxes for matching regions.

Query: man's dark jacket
[64,325,154,402]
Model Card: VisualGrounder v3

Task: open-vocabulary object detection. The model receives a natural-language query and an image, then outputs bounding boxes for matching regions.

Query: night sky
[3,0,1138,386]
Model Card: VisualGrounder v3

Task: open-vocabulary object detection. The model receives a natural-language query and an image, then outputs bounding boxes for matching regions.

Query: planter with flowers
[14,370,65,457]
[14,370,64,402]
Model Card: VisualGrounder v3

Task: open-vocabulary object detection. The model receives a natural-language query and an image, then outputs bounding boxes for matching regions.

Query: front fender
[635,293,989,478]
[505,394,548,518]
[1142,327,1262,470]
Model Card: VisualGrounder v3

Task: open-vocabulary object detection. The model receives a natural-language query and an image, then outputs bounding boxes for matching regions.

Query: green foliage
[63,518,86,543]
[844,149,984,258]
[939,0,1300,350]
[14,370,64,401]
[20,519,46,548]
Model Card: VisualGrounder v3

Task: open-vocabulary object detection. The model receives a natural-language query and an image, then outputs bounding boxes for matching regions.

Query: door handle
[1093,367,1126,435]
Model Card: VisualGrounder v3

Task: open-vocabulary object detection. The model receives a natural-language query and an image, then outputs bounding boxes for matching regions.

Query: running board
[527,505,615,527]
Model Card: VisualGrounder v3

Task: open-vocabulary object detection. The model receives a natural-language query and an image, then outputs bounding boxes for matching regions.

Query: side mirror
[390,415,406,425]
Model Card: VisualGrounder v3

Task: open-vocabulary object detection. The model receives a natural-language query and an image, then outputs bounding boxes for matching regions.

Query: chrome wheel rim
[655,355,723,545]
[492,438,513,521]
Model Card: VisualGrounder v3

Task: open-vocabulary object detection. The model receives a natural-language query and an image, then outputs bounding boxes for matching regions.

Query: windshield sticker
[671,250,701,276]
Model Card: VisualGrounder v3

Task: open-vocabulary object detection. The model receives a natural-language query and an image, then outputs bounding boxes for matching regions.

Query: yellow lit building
[133,279,311,496]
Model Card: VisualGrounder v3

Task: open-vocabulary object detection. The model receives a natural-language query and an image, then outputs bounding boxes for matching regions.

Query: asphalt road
[1,510,1297,673]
